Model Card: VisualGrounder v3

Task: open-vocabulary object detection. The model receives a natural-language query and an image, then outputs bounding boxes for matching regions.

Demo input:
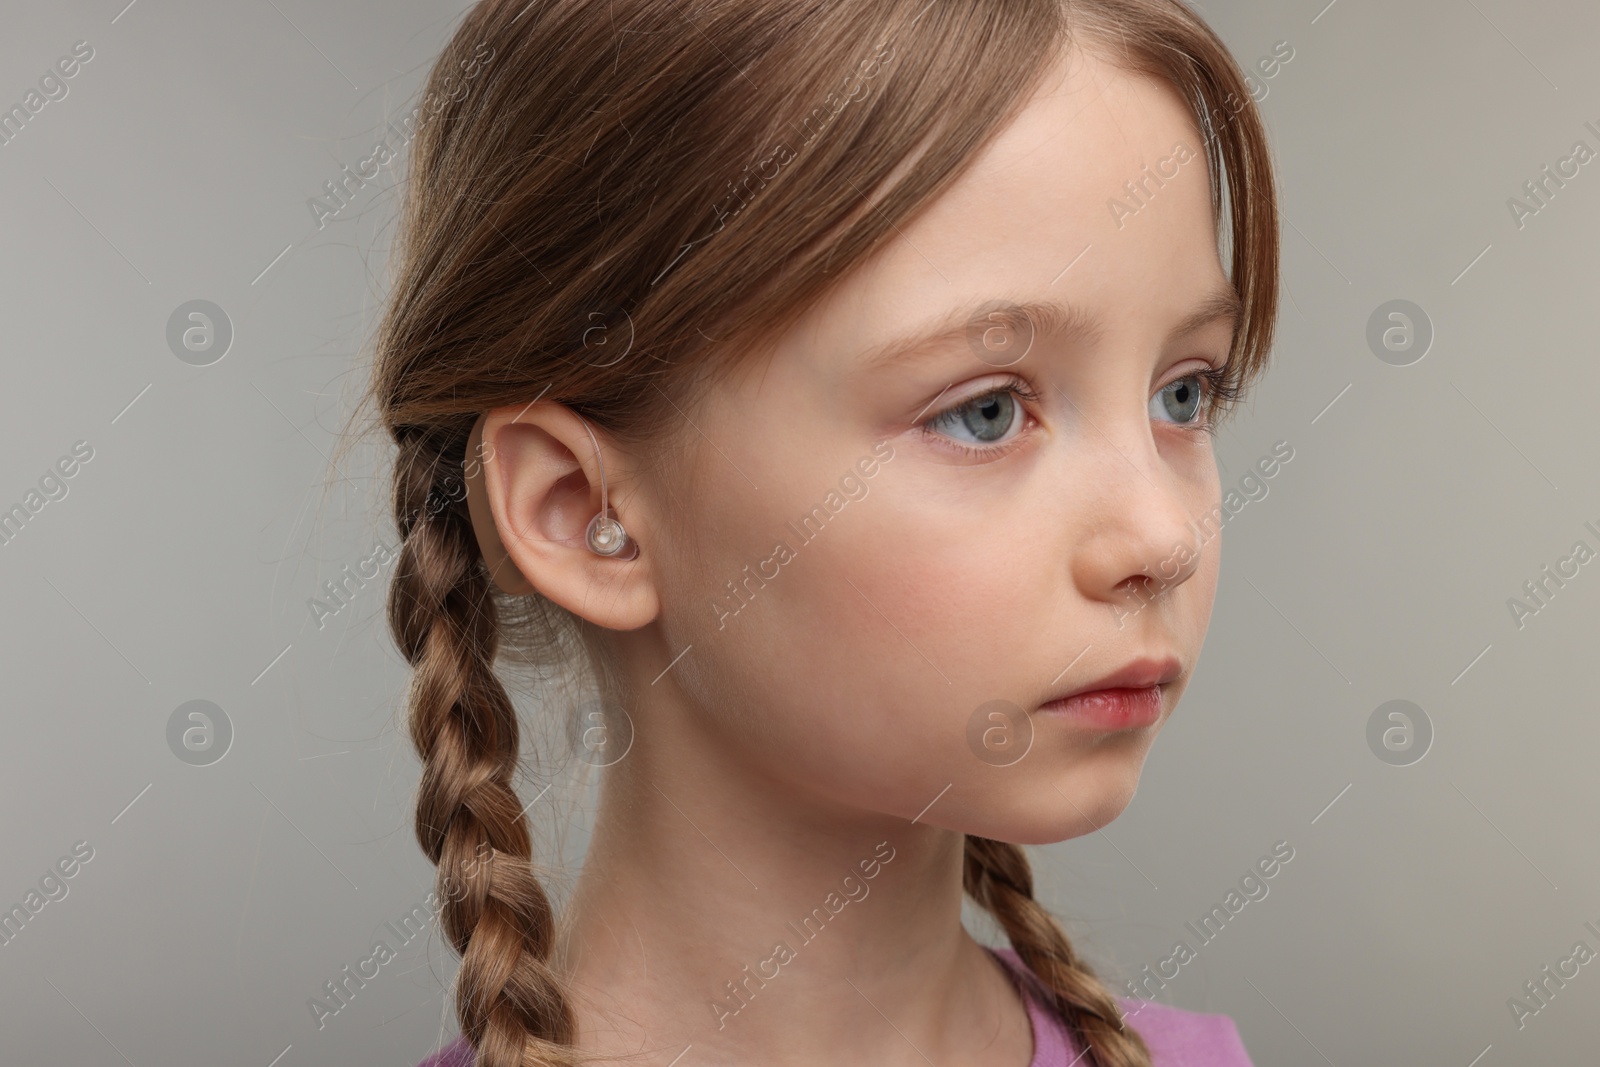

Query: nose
[1068,432,1208,621]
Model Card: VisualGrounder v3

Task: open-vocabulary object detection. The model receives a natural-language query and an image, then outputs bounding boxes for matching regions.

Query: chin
[966,755,1146,846]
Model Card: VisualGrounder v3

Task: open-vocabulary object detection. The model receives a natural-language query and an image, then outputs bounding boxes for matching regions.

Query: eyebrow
[856,285,1244,372]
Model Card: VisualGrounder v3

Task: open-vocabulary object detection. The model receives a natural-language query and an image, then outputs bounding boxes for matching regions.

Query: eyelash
[1186,365,1244,436]
[917,365,1239,458]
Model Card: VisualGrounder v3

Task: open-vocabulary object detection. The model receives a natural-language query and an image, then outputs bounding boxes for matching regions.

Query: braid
[964,836,1153,1067]
[365,1,1281,1063]
[388,432,579,1067]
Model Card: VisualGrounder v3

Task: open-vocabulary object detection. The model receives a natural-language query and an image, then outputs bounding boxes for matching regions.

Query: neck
[554,697,1033,1067]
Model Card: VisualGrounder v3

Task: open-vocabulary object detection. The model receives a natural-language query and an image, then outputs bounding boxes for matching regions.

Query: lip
[1036,655,1182,732]
[1045,655,1183,703]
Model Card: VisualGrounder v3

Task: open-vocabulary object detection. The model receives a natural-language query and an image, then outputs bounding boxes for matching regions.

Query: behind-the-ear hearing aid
[576,416,638,561]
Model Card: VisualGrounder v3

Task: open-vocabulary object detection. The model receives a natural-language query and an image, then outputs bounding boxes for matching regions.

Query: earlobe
[464,404,659,631]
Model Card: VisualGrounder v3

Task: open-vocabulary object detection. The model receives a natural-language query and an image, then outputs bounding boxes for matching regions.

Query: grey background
[1,0,1595,1064]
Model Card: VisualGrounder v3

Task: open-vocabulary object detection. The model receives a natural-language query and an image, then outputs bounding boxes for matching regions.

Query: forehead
[760,42,1227,383]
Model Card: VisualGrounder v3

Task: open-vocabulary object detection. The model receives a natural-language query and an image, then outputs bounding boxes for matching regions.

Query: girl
[368,0,1278,1064]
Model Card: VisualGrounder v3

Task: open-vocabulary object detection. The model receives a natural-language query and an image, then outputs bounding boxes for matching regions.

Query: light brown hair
[362,1,1278,1064]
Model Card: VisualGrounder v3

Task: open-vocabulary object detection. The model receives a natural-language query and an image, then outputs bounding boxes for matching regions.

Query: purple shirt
[991,946,1255,1066]
[414,946,1253,1067]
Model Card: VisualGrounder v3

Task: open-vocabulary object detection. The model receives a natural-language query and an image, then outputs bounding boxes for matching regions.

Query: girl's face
[644,43,1232,844]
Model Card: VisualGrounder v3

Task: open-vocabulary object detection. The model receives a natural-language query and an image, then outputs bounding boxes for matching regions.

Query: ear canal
[585,508,638,560]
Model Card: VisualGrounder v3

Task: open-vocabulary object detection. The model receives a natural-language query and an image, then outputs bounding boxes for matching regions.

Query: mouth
[1036,655,1181,732]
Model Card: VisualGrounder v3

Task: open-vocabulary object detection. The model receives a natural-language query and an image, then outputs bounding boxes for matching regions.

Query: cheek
[663,457,1076,823]
[665,487,961,796]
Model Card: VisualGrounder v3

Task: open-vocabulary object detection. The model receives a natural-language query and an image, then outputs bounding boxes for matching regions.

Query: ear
[464,402,659,630]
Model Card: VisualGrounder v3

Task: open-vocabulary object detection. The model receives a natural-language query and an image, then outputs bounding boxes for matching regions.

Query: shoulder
[1118,997,1255,1067]
[415,1035,473,1067]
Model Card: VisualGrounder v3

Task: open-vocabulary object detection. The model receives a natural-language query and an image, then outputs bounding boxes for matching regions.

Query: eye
[1151,374,1204,424]
[919,375,1042,456]
[1151,366,1238,430]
